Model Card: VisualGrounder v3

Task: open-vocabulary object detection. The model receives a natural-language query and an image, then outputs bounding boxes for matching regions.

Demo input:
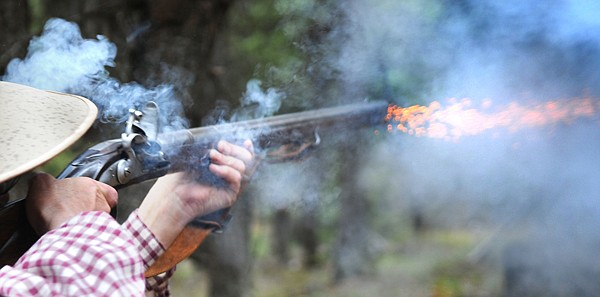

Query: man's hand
[138,140,255,248]
[26,173,118,235]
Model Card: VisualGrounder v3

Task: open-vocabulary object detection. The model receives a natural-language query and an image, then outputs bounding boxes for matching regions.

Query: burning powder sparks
[385,96,599,141]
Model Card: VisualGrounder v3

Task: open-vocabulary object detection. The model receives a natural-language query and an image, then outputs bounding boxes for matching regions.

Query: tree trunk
[0,0,30,75]
[129,0,234,127]
[296,206,320,269]
[192,191,253,297]
[272,208,292,265]
[332,133,375,283]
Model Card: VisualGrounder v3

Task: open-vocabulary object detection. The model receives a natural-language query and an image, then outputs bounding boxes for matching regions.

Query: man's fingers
[217,140,254,165]
[30,172,55,190]
[209,149,246,173]
[214,140,258,182]
[209,163,242,189]
[243,139,254,153]
[96,181,118,210]
[26,175,119,233]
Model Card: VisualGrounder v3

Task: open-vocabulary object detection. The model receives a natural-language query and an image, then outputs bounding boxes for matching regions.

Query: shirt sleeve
[121,209,175,297]
[121,209,165,270]
[0,211,146,297]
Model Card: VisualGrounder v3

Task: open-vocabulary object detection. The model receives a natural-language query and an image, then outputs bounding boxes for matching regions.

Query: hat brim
[0,81,98,183]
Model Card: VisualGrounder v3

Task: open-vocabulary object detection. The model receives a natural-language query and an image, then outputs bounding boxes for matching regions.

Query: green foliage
[274,0,333,40]
[432,277,463,297]
[250,219,272,259]
[27,0,45,34]
[39,150,78,176]
[227,0,304,73]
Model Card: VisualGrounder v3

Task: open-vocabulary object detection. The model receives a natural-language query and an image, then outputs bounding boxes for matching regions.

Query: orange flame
[386,96,598,141]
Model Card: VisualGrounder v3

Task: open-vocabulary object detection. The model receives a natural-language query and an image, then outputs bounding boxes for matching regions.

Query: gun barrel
[157,100,389,152]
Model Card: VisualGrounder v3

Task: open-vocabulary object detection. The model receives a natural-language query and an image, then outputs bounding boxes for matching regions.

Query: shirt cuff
[122,209,166,269]
[145,266,176,296]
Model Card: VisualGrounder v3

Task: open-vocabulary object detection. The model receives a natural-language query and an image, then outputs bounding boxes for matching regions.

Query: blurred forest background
[3,0,600,297]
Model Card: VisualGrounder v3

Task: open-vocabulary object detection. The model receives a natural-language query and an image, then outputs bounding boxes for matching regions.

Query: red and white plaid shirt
[0,210,173,296]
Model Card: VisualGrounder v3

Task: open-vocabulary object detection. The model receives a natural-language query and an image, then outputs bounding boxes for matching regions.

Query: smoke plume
[322,0,600,295]
[2,18,188,131]
[231,79,285,121]
[258,0,600,295]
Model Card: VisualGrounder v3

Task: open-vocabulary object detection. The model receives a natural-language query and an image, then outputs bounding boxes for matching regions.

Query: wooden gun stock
[145,226,211,277]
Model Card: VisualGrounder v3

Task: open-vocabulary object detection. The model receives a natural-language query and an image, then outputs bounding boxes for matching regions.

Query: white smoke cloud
[2,18,187,131]
[231,79,285,121]
[3,18,116,91]
[201,7,600,292]
[306,0,600,294]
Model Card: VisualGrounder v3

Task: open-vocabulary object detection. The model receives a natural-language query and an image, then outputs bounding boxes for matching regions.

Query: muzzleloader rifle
[0,100,388,276]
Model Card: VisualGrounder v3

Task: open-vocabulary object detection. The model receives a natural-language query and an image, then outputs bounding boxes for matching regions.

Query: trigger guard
[188,208,233,234]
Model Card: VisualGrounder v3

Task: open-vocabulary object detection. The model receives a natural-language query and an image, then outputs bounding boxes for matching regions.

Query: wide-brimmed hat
[0,81,97,183]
